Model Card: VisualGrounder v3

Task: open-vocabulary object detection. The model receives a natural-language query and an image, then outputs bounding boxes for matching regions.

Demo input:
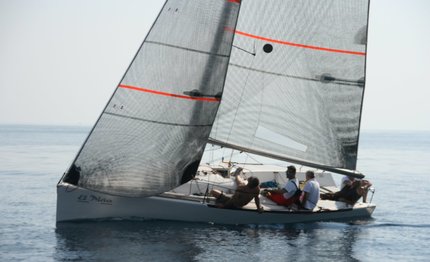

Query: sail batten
[104,112,214,127]
[234,30,366,56]
[118,84,221,102]
[145,41,231,58]
[230,63,364,87]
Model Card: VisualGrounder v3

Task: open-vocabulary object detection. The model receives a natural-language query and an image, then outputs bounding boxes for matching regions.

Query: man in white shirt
[262,165,300,207]
[301,171,320,210]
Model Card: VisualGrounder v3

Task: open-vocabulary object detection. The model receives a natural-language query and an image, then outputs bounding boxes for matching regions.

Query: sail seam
[104,112,213,127]
[119,84,221,102]
[234,30,366,56]
[230,63,363,87]
[145,41,230,58]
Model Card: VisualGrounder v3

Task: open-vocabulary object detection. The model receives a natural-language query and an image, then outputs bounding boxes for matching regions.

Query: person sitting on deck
[210,168,264,213]
[261,165,301,207]
[340,175,356,190]
[300,171,320,210]
[321,178,372,205]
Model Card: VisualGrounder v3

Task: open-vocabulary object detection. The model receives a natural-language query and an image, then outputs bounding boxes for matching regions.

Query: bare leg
[359,180,372,203]
[210,189,223,198]
[362,191,368,203]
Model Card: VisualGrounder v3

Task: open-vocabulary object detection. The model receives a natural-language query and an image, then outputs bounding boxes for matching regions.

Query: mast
[177,0,243,184]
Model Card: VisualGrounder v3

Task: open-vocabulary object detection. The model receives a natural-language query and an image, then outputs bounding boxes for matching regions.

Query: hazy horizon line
[0,122,429,133]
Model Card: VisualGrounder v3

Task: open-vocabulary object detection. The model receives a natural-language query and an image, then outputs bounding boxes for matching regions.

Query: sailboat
[57,0,375,224]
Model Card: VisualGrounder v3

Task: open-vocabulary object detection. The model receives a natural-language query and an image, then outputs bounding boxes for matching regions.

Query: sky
[0,0,429,131]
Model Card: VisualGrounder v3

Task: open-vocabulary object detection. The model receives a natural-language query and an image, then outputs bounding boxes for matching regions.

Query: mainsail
[210,0,369,177]
[63,0,241,197]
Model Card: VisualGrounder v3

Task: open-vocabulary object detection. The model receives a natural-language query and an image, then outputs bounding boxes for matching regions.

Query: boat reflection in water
[55,220,370,261]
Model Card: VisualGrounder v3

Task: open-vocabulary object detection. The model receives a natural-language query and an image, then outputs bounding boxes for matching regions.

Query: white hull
[56,183,375,225]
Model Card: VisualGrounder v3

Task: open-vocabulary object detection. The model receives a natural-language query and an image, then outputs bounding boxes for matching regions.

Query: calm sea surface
[1,125,429,261]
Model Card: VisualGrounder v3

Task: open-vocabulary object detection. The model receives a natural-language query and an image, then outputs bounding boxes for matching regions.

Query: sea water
[0,125,429,261]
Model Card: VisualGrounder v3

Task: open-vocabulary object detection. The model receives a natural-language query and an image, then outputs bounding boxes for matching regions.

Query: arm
[300,180,311,208]
[301,192,309,207]
[265,181,290,194]
[268,188,287,194]
[254,195,264,213]
[359,180,373,203]
[361,180,372,188]
[235,175,246,186]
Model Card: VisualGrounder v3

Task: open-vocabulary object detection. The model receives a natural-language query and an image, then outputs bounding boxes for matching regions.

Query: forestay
[210,0,369,175]
[65,0,241,197]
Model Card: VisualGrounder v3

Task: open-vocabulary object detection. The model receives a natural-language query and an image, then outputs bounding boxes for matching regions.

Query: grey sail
[63,0,241,197]
[210,0,369,176]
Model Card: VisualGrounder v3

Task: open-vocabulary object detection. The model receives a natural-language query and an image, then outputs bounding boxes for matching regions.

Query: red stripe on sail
[227,0,241,3]
[233,30,365,56]
[118,84,220,102]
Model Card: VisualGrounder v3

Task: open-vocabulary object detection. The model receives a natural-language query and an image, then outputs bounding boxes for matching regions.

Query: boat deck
[160,191,368,214]
[164,166,374,214]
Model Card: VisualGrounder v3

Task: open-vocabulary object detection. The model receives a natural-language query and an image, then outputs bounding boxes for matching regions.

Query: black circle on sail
[263,44,273,53]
